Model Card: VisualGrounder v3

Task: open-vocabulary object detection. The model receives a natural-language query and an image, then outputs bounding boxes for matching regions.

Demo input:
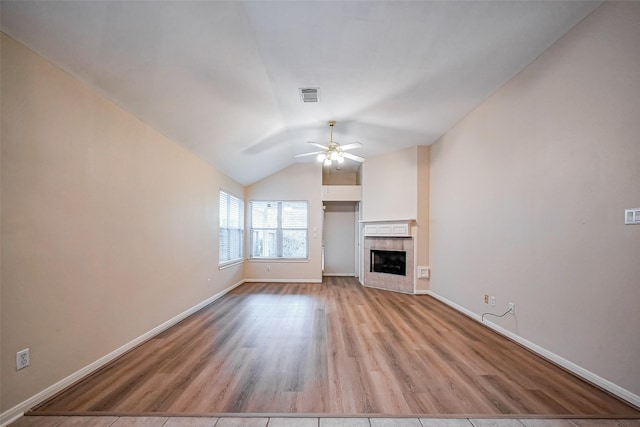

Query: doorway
[323,201,357,277]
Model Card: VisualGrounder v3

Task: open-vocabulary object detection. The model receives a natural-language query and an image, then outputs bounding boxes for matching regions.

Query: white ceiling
[1,1,601,185]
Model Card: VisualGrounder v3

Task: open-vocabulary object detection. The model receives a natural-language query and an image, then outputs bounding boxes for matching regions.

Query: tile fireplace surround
[363,236,414,293]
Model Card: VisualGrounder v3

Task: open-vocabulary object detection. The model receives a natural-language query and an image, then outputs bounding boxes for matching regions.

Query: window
[219,191,244,265]
[250,201,308,259]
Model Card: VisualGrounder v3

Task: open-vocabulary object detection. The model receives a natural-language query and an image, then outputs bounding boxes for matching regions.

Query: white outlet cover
[16,348,30,370]
[625,208,640,225]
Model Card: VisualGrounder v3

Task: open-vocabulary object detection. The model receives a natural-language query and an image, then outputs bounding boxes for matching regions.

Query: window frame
[218,190,244,267]
[249,200,309,260]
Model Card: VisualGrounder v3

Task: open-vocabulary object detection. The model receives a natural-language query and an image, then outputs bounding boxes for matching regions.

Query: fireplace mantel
[359,219,414,237]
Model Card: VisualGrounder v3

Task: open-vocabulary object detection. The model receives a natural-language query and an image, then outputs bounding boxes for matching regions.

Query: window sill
[218,259,244,270]
[248,258,310,263]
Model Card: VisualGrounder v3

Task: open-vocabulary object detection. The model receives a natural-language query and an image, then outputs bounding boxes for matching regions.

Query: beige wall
[0,34,244,412]
[415,146,430,292]
[429,1,640,398]
[361,147,417,221]
[244,163,323,282]
[361,146,430,291]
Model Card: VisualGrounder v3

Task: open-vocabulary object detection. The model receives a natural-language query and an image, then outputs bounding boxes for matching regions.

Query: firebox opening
[370,249,406,276]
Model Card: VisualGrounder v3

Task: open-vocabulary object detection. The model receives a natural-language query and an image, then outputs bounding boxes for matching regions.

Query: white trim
[0,413,22,427]
[218,186,244,202]
[412,238,418,293]
[322,273,356,277]
[243,278,322,283]
[358,218,415,223]
[414,290,430,295]
[0,279,246,427]
[218,259,244,270]
[426,290,640,409]
[362,220,412,238]
[248,258,310,263]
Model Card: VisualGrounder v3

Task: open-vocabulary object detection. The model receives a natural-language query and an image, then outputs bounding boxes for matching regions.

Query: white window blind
[219,191,244,265]
[250,201,308,259]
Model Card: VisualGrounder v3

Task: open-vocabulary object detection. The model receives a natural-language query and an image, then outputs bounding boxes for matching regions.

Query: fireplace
[370,250,406,276]
[363,237,414,294]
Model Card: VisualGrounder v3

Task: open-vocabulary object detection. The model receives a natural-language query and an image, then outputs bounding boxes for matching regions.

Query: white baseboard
[0,279,246,427]
[427,290,640,409]
[414,290,430,295]
[243,278,323,283]
[322,273,356,277]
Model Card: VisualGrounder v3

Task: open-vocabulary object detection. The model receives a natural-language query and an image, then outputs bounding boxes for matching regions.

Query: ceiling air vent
[299,87,319,103]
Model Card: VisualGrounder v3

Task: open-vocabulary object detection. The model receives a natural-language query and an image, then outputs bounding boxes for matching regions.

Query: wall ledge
[426,290,640,410]
[0,279,246,427]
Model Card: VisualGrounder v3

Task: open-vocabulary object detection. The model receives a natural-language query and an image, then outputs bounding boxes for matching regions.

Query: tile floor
[7,416,640,427]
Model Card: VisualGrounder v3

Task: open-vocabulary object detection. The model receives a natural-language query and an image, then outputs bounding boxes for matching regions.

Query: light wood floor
[33,277,639,417]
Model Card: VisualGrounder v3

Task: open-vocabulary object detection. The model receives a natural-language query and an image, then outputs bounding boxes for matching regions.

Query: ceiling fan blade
[339,142,363,151]
[307,142,328,150]
[294,151,323,158]
[342,152,366,163]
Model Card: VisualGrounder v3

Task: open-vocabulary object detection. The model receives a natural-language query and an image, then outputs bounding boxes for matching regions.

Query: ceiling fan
[294,121,365,166]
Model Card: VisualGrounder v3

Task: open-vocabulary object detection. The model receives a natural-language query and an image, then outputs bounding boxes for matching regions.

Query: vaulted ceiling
[1,1,601,185]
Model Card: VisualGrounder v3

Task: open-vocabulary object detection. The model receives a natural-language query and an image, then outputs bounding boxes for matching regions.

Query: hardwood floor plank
[33,277,640,417]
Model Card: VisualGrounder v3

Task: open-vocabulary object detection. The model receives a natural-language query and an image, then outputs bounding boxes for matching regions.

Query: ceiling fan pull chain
[329,120,335,143]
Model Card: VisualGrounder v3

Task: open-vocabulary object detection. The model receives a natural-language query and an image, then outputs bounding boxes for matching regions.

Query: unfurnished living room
[1,1,639,427]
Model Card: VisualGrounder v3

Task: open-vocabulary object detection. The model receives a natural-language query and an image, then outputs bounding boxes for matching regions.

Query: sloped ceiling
[1,1,601,185]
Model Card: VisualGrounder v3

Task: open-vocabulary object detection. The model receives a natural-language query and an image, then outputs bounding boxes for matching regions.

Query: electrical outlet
[16,348,30,370]
[490,296,496,307]
[508,302,515,315]
[266,265,270,272]
[625,208,640,225]
[484,294,489,304]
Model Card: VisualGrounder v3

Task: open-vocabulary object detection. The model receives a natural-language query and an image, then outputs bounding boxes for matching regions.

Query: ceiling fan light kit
[295,121,364,166]
[320,151,344,165]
